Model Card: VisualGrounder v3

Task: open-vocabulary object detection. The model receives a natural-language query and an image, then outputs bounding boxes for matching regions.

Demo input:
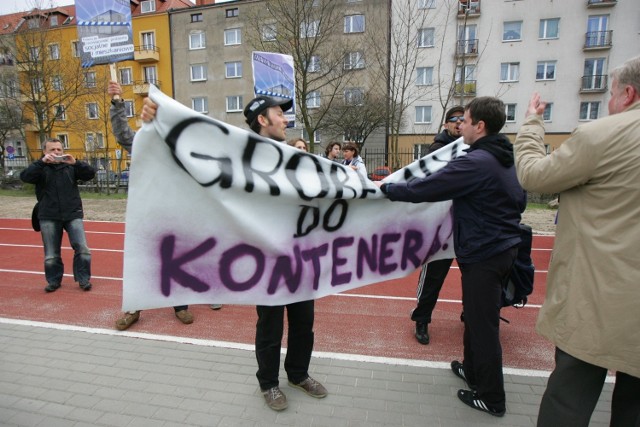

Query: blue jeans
[40,218,91,286]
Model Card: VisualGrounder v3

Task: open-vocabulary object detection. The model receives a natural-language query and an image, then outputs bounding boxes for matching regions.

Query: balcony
[458,0,480,17]
[455,39,479,57]
[580,74,608,92]
[584,31,612,50]
[587,0,616,7]
[133,80,161,95]
[133,44,159,63]
[453,80,477,96]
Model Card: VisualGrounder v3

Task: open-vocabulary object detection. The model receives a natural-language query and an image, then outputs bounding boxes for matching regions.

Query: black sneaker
[44,283,61,293]
[415,322,430,345]
[79,282,92,291]
[451,360,477,390]
[457,389,505,417]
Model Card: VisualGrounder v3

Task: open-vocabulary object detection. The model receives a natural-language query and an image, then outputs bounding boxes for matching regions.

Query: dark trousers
[255,300,315,391]
[411,258,454,323]
[459,247,517,409]
[537,347,640,427]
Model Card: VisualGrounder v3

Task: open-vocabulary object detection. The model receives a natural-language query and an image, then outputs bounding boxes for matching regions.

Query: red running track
[0,218,555,372]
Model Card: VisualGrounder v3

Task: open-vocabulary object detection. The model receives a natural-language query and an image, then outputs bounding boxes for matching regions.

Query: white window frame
[344,51,364,70]
[306,91,321,109]
[344,15,365,34]
[48,44,60,60]
[543,103,553,122]
[300,20,319,38]
[536,61,556,81]
[87,102,99,119]
[539,18,560,40]
[344,88,364,106]
[224,28,241,46]
[226,95,243,112]
[54,104,66,120]
[415,106,432,124]
[120,68,132,85]
[192,97,208,113]
[505,104,517,122]
[306,56,320,73]
[500,62,520,82]
[189,32,206,50]
[418,28,435,48]
[56,134,69,149]
[52,75,63,91]
[579,101,600,121]
[225,61,242,78]
[190,64,207,82]
[71,41,80,58]
[503,21,523,41]
[124,100,135,117]
[418,0,436,9]
[84,71,96,88]
[262,23,277,41]
[141,0,156,13]
[29,47,40,61]
[416,67,433,86]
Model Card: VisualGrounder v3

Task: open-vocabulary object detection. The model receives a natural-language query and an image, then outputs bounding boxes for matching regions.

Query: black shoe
[457,389,505,417]
[415,322,430,345]
[45,283,61,293]
[451,360,477,390]
[79,282,92,291]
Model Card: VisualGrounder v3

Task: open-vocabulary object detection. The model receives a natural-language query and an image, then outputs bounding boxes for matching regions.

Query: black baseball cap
[243,96,293,125]
[445,105,465,121]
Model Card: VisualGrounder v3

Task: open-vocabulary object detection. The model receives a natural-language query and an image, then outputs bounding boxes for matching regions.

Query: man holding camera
[20,138,96,293]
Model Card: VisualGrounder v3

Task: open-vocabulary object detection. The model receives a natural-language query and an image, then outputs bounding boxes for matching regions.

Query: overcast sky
[0,0,76,16]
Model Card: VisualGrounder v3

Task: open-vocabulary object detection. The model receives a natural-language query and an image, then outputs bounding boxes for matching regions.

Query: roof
[130,0,195,14]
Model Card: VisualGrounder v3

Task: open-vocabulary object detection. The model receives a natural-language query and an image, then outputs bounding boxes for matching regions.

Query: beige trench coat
[514,102,640,378]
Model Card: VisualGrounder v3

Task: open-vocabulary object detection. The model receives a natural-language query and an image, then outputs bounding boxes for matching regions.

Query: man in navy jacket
[377,97,525,417]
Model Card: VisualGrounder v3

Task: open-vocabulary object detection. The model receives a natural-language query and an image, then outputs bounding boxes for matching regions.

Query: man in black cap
[243,95,328,412]
[411,105,464,345]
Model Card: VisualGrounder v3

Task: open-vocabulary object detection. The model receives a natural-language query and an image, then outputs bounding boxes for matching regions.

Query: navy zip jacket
[383,133,525,264]
[20,159,96,222]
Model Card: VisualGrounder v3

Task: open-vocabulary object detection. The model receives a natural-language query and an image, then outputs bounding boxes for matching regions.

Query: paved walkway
[0,320,613,427]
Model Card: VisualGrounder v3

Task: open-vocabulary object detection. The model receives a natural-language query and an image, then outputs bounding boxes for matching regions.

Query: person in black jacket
[412,105,464,345]
[20,138,96,293]
[376,97,525,417]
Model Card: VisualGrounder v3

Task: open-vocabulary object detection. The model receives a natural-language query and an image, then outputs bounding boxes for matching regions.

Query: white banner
[122,86,467,311]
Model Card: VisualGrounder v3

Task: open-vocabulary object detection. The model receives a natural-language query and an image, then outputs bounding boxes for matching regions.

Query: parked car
[368,166,392,181]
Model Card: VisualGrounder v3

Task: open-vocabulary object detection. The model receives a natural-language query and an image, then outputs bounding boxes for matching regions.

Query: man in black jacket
[377,97,525,417]
[412,105,464,345]
[21,138,96,292]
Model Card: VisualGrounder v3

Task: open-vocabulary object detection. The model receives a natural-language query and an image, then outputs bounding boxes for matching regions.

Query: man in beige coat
[514,56,640,427]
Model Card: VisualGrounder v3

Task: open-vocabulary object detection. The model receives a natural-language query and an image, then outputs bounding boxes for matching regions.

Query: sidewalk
[0,320,613,427]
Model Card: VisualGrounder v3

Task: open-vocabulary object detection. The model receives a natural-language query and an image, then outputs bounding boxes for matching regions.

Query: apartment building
[399,0,638,152]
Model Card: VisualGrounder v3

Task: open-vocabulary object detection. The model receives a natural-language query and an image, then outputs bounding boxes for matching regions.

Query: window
[191,13,203,23]
[539,18,559,39]
[344,15,365,34]
[50,16,58,27]
[225,61,242,78]
[503,21,522,41]
[144,66,157,84]
[536,61,556,80]
[54,105,66,120]
[84,71,96,88]
[500,62,520,82]
[418,28,435,47]
[224,28,241,45]
[141,32,155,50]
[52,75,63,91]
[1,79,17,97]
[71,41,80,57]
[583,58,606,90]
[415,106,432,124]
[344,51,364,70]
[306,91,321,109]
[262,24,277,41]
[29,47,40,61]
[416,67,433,86]
[302,129,320,143]
[189,32,205,50]
[31,78,44,93]
[141,0,155,13]
[48,44,60,60]
[27,18,40,29]
[190,64,207,82]
[57,134,69,149]
[192,97,208,113]
[87,103,98,119]
[120,68,132,85]
[586,15,609,48]
[505,104,516,122]
[344,88,364,106]
[226,95,243,112]
[124,100,134,117]
[579,102,599,120]
[306,56,320,73]
[542,103,553,121]
[418,0,436,9]
[300,20,319,38]
[226,8,238,18]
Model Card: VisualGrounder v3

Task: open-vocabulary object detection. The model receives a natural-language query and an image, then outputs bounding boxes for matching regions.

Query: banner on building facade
[76,0,134,67]
[121,86,468,311]
[251,51,296,126]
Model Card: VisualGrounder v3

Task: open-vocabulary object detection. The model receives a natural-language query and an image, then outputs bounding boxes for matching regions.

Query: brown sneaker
[175,309,194,324]
[262,386,288,411]
[288,376,328,398]
[115,311,140,331]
